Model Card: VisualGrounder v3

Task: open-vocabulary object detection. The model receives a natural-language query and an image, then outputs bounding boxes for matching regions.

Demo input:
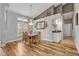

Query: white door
[63,23,72,36]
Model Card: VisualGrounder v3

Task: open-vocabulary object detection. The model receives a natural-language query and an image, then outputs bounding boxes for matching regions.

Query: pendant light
[29,5,33,25]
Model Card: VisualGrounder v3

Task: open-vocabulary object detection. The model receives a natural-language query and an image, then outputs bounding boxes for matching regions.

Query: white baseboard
[75,42,79,53]
[0,36,22,47]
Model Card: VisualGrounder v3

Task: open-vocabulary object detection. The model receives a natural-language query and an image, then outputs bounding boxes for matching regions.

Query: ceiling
[7,3,60,18]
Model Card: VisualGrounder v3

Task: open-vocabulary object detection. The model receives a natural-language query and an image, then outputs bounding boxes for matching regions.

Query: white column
[0,3,9,45]
[73,3,79,53]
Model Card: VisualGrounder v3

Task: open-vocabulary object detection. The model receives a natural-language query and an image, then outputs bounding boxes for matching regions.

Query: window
[17,17,28,36]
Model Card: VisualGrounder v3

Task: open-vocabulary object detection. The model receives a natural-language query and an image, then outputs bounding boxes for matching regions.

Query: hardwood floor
[0,36,79,56]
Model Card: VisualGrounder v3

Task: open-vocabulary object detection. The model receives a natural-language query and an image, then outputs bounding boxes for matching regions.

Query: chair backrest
[38,32,41,39]
[22,32,29,42]
[37,32,41,44]
[25,32,28,38]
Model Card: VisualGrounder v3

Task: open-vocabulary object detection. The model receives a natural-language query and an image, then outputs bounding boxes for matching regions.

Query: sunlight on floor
[16,42,26,56]
[0,48,5,56]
